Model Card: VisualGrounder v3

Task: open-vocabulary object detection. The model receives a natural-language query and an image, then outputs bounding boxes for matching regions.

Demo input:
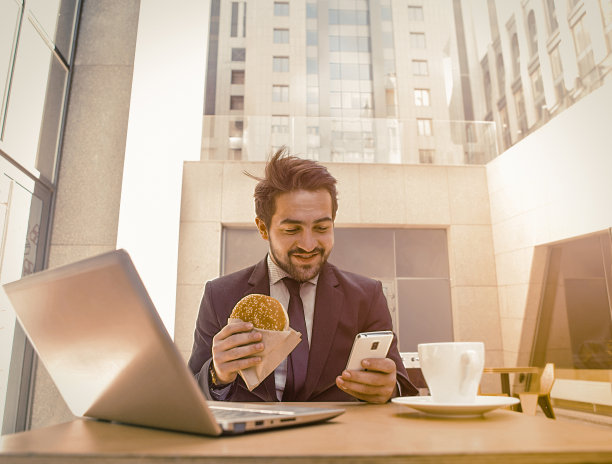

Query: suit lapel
[301,263,343,400]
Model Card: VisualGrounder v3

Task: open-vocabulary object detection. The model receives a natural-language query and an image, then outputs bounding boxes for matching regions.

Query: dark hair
[245,147,338,227]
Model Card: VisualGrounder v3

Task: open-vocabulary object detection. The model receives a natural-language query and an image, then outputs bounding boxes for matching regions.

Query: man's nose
[298,230,317,252]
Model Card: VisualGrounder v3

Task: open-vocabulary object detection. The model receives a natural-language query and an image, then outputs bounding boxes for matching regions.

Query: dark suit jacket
[188,258,417,401]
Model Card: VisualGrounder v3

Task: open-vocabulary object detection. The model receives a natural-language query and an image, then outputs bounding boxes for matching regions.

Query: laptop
[3,249,344,436]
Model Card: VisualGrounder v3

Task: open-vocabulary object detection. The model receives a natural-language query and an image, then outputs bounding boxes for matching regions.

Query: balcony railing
[201,116,498,166]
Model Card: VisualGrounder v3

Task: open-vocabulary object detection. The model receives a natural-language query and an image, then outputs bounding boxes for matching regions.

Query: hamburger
[230,294,288,331]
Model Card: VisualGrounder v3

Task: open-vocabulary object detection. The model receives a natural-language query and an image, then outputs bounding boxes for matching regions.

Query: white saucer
[392,395,520,417]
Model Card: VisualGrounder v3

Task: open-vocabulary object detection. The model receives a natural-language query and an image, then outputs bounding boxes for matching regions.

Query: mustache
[288,247,324,256]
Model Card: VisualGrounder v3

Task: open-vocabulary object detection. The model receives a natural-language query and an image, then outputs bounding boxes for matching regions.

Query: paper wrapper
[228,317,302,391]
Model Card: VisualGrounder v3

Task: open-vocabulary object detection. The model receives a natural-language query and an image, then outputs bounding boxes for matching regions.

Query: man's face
[256,188,334,282]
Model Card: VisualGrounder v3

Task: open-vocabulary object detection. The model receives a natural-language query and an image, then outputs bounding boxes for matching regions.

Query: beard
[269,244,330,282]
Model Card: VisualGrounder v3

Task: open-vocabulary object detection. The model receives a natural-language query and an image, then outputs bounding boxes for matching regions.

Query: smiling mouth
[293,253,318,260]
[290,250,322,261]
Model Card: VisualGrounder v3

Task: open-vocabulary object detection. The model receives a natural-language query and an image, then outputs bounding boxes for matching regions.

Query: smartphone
[345,331,394,371]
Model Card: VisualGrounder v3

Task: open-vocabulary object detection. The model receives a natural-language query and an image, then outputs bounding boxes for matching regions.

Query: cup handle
[459,350,478,396]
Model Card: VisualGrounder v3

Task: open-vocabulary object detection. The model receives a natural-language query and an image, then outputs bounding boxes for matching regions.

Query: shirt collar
[267,253,319,286]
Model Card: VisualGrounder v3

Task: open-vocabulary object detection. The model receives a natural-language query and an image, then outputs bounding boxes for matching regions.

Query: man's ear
[255,217,269,240]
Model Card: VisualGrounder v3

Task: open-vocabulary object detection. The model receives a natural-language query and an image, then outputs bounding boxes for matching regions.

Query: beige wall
[486,81,612,368]
[175,161,504,393]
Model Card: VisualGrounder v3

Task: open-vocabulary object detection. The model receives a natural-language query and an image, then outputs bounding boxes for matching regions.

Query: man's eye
[315,226,329,232]
[284,228,299,234]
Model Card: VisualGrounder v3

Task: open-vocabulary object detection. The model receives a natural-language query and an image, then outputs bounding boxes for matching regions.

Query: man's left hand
[335,358,398,404]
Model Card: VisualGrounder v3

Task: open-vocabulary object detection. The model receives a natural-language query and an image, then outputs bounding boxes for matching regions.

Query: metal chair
[400,352,429,396]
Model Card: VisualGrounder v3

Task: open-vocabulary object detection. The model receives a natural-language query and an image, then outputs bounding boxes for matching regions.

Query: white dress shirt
[267,254,318,400]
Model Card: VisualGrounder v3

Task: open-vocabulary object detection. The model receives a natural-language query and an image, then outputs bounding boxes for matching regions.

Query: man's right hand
[211,321,264,385]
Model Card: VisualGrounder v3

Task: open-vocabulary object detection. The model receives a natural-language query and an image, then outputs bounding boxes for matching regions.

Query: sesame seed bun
[230,294,288,331]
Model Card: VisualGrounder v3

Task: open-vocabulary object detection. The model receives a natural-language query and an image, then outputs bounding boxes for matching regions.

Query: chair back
[400,352,420,368]
[539,363,555,395]
[400,352,429,394]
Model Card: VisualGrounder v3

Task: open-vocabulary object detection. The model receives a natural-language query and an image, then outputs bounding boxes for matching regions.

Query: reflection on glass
[36,56,68,182]
[22,190,43,276]
[536,232,612,370]
[26,0,78,63]
[3,20,54,178]
[222,226,453,352]
[0,0,21,133]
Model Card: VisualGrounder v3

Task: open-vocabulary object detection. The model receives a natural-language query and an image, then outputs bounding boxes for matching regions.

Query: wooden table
[2,402,612,463]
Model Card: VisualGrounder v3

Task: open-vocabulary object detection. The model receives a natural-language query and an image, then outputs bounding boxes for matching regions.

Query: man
[188,148,417,402]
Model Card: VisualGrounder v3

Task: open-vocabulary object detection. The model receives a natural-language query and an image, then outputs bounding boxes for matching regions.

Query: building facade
[201,0,497,165]
[467,0,612,151]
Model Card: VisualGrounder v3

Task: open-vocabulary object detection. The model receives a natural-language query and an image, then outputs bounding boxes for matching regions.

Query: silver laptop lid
[4,249,223,436]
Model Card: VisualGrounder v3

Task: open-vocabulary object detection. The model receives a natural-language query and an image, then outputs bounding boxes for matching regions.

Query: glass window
[602,0,612,27]
[550,45,565,102]
[274,2,289,16]
[496,52,505,94]
[533,232,612,372]
[230,95,244,110]
[514,87,526,121]
[231,47,245,61]
[28,0,79,63]
[382,31,394,49]
[229,119,243,136]
[330,91,342,108]
[527,10,538,56]
[482,59,492,113]
[330,63,341,80]
[359,64,371,80]
[229,148,242,160]
[384,59,395,75]
[307,87,318,103]
[499,104,511,148]
[272,85,289,102]
[341,36,359,52]
[419,149,434,164]
[307,57,318,74]
[1,1,21,129]
[572,15,591,55]
[550,45,563,79]
[511,33,520,77]
[408,5,424,21]
[231,2,239,37]
[358,36,370,52]
[381,6,392,21]
[36,56,68,180]
[306,2,317,18]
[2,20,65,181]
[329,9,369,25]
[342,63,360,80]
[417,118,432,136]
[410,32,426,49]
[271,115,289,133]
[231,69,245,84]
[273,28,289,44]
[307,30,317,46]
[530,66,543,98]
[546,0,558,31]
[273,56,289,72]
[572,14,595,76]
[414,88,430,106]
[412,59,428,76]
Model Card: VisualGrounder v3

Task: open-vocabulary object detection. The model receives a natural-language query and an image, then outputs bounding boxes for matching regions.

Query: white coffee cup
[418,342,485,404]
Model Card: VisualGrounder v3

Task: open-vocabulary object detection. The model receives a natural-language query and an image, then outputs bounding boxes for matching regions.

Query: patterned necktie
[282,277,309,401]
